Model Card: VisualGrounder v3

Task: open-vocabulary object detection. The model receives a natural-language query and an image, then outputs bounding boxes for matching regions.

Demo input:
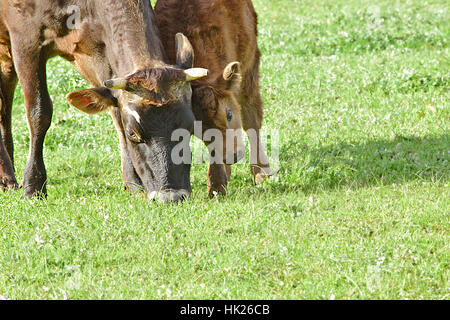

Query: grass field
[0,0,449,299]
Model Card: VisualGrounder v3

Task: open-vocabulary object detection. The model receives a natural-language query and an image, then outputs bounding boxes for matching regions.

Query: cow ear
[67,87,117,114]
[223,62,242,90]
[175,33,194,69]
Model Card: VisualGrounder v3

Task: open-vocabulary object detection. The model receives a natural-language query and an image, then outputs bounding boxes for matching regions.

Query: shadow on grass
[21,134,447,199]
[246,134,449,195]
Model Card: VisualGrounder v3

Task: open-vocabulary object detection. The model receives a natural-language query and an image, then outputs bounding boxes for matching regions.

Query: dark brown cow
[0,0,208,202]
[155,0,272,197]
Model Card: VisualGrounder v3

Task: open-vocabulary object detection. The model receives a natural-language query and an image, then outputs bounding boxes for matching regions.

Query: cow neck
[94,0,168,77]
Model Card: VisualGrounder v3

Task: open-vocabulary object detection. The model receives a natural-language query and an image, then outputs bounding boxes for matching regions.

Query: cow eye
[226,109,233,122]
[126,130,143,144]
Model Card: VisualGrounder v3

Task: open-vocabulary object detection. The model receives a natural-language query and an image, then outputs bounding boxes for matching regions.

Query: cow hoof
[21,185,47,200]
[254,173,268,185]
[0,176,19,192]
[208,186,227,198]
[251,166,273,185]
[148,189,190,203]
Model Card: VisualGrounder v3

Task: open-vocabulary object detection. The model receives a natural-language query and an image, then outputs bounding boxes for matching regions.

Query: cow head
[67,34,208,203]
[192,62,245,165]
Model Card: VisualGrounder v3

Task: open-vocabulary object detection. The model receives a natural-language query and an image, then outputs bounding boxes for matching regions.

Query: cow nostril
[160,190,189,203]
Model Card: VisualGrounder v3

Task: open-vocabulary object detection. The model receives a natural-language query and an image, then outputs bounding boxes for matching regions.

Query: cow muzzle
[148,189,191,203]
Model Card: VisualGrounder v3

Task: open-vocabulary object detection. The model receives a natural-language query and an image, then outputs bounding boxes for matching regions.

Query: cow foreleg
[241,89,272,185]
[110,109,143,193]
[121,149,144,193]
[11,43,52,198]
[207,163,229,198]
[247,128,272,185]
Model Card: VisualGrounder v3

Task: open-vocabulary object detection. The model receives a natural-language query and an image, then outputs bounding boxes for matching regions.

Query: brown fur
[125,67,187,106]
[155,0,272,197]
[156,0,258,92]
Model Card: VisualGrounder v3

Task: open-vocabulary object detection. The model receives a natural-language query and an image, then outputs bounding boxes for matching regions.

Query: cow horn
[176,33,195,69]
[223,62,241,81]
[184,68,209,82]
[104,78,128,90]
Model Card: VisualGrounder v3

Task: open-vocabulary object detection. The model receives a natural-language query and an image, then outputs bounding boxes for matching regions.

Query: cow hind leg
[0,60,18,191]
[0,136,17,191]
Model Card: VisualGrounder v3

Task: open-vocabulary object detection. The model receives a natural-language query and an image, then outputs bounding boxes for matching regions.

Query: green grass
[1,0,449,299]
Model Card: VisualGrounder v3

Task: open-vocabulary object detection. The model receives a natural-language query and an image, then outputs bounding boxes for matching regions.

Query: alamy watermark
[67,5,81,30]
[170,122,280,171]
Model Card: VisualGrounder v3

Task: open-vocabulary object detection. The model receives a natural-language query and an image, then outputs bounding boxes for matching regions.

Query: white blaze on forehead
[125,106,141,124]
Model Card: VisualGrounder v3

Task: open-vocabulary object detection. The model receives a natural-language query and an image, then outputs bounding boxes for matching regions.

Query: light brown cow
[155,0,272,197]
